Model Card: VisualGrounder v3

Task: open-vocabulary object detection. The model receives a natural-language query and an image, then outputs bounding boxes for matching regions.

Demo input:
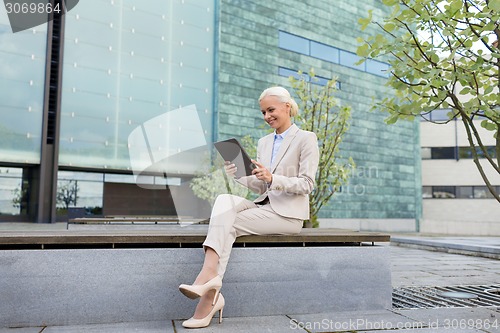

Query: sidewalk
[0,226,499,333]
[391,235,500,259]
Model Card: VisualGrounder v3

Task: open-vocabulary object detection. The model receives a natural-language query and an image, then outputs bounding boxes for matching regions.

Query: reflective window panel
[339,50,365,71]
[60,0,215,171]
[0,14,47,164]
[0,167,24,215]
[278,31,309,54]
[310,41,339,64]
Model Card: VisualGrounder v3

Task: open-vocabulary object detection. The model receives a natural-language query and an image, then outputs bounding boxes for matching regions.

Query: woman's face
[259,95,292,134]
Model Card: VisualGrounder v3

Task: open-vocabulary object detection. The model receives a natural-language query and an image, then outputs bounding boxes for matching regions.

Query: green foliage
[356,0,500,201]
[289,70,355,226]
[11,186,26,210]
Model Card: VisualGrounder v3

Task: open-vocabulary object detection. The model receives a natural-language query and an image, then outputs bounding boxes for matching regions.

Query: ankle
[194,269,218,285]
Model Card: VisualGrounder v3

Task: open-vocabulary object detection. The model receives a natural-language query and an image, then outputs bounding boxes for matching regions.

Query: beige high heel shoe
[179,275,222,305]
[182,293,225,329]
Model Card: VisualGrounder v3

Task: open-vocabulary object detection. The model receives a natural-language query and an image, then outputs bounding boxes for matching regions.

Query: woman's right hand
[224,161,237,178]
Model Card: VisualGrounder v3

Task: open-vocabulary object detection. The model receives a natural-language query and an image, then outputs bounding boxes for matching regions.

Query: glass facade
[59,0,215,171]
[0,14,47,164]
[0,1,427,223]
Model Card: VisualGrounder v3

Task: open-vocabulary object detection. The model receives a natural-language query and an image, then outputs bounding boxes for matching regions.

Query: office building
[0,0,421,231]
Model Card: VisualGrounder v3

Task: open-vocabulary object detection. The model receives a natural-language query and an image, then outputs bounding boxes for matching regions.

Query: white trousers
[202,194,303,278]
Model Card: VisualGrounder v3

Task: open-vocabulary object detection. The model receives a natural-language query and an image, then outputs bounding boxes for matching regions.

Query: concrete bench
[0,227,392,328]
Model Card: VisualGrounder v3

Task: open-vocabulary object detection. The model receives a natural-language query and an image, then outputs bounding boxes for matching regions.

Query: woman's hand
[251,160,272,183]
[223,161,237,178]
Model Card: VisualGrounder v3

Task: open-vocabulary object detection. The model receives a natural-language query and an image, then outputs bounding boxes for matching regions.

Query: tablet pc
[214,138,257,178]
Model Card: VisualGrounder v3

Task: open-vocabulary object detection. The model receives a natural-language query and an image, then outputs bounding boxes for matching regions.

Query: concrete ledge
[0,246,392,327]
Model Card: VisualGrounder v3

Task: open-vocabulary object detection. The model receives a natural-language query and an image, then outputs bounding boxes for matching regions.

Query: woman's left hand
[251,160,272,183]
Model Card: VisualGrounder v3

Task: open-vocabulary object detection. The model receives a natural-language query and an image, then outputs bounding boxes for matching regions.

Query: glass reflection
[60,0,215,171]
[0,13,47,163]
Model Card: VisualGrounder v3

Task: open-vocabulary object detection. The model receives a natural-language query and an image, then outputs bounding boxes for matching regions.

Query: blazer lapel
[271,124,299,173]
[260,133,274,169]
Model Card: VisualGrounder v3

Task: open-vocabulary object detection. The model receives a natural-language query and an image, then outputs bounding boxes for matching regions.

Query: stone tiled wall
[216,0,421,223]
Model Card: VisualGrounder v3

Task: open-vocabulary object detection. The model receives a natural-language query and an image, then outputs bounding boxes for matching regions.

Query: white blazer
[237,124,319,220]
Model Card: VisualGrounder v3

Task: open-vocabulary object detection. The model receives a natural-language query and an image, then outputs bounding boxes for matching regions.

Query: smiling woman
[259,86,299,134]
[177,86,320,328]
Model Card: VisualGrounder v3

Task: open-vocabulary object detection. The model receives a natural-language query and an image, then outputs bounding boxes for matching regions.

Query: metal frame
[36,0,65,223]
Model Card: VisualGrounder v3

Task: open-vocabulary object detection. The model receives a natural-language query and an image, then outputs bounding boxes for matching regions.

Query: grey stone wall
[0,246,391,327]
[216,0,421,223]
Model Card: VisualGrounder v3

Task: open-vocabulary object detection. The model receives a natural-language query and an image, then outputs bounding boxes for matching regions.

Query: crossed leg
[189,194,302,319]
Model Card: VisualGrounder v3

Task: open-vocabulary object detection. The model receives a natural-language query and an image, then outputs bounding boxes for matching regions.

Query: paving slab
[391,236,500,259]
[395,307,500,332]
[288,309,422,333]
[0,329,42,333]
[390,243,500,288]
[428,269,487,277]
[174,315,295,333]
[357,328,484,332]
[42,321,173,333]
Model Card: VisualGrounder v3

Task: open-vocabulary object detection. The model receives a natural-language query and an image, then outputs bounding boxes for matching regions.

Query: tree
[11,186,27,211]
[191,74,354,227]
[289,71,355,227]
[357,0,500,202]
[56,180,79,209]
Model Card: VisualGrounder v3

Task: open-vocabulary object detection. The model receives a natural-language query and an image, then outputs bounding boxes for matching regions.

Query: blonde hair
[259,86,299,117]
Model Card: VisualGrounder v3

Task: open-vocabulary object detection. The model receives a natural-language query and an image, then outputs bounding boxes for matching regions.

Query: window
[310,41,339,63]
[313,76,331,86]
[458,146,496,159]
[423,186,499,199]
[456,186,473,199]
[432,186,456,198]
[60,0,215,171]
[431,147,456,159]
[278,31,389,78]
[424,146,496,160]
[0,168,25,215]
[0,22,47,164]
[420,108,463,122]
[458,147,473,159]
[422,186,433,199]
[278,67,339,88]
[476,146,496,159]
[278,67,310,81]
[339,50,365,71]
[365,59,390,77]
[57,171,103,216]
[431,109,453,121]
[473,186,494,199]
[278,31,309,54]
[421,148,431,159]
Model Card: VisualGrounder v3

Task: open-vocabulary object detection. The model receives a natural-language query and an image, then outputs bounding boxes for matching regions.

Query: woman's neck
[276,122,292,134]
